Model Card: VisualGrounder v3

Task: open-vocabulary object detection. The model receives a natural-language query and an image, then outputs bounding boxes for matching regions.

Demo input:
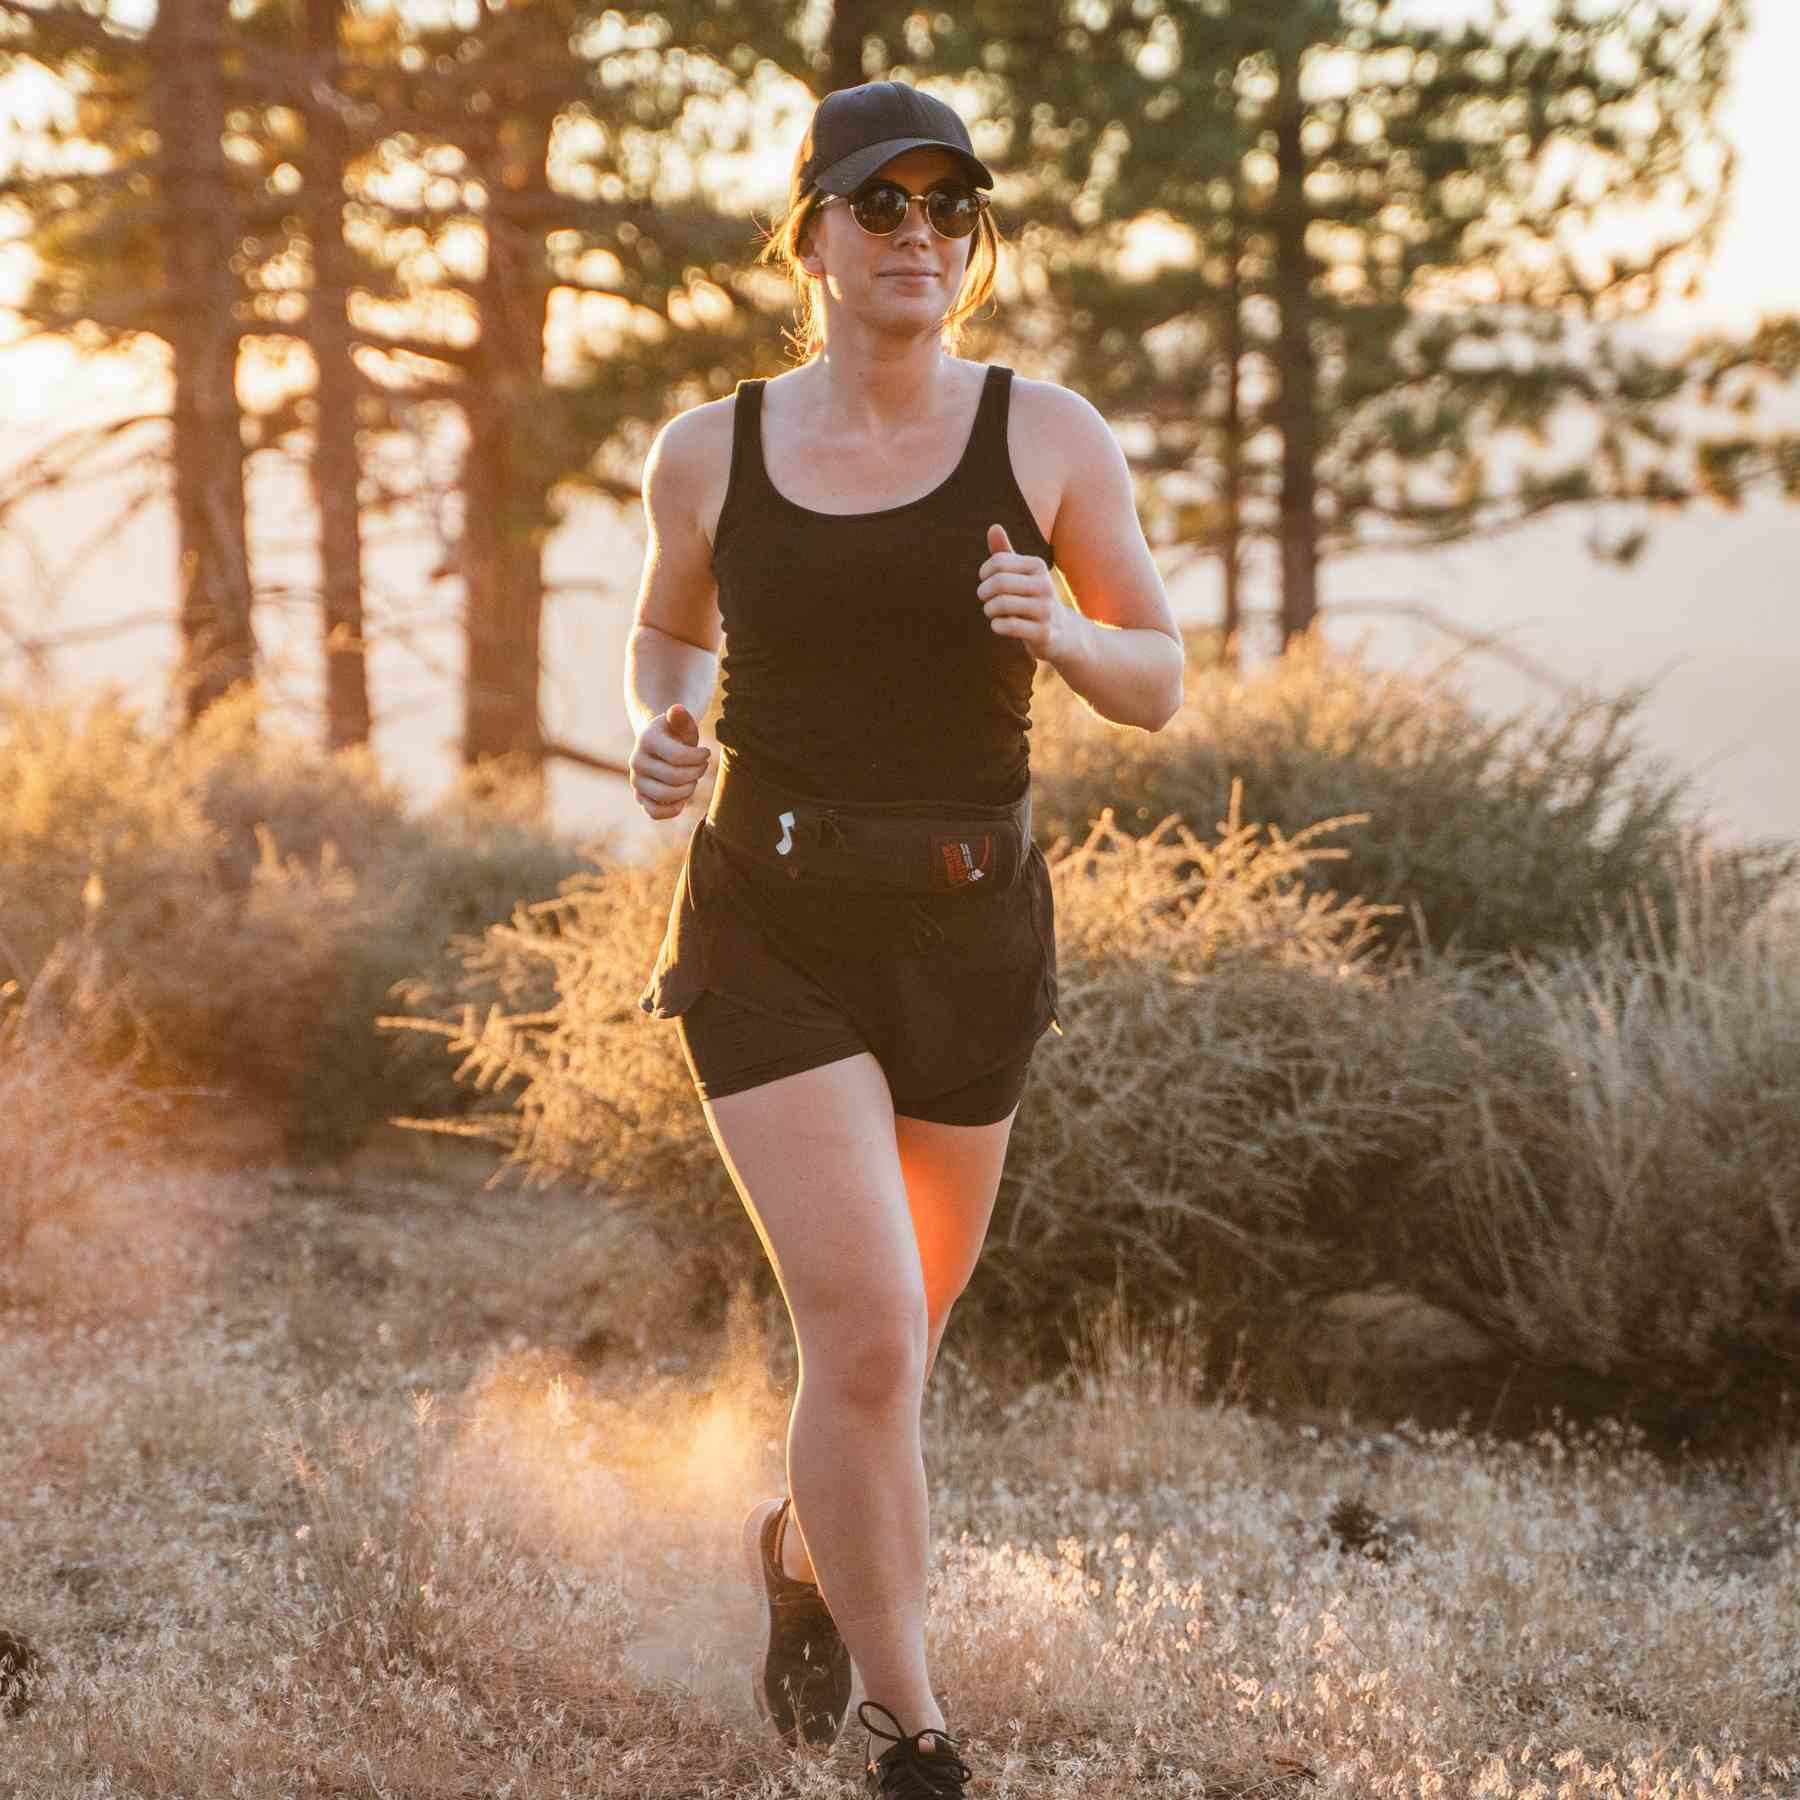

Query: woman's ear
[796,210,823,278]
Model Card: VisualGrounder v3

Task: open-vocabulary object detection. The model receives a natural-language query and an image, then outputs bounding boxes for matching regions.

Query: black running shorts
[675,981,1037,1125]
[641,818,1060,1126]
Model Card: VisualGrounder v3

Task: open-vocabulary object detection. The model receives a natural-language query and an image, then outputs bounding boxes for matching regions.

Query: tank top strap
[713,377,771,556]
[732,376,771,496]
[966,364,1013,466]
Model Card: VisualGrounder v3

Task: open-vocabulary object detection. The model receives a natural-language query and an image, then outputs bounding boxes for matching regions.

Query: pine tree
[2,0,265,722]
[916,0,1793,653]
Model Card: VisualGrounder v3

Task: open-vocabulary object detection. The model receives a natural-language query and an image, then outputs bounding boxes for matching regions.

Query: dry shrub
[385,843,769,1331]
[1411,838,1800,1412]
[0,933,167,1269]
[394,786,1800,1442]
[389,785,1413,1357]
[0,685,587,1160]
[973,788,1415,1343]
[1030,625,1799,964]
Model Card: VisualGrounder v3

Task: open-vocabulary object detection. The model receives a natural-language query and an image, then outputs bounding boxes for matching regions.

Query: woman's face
[798,146,976,329]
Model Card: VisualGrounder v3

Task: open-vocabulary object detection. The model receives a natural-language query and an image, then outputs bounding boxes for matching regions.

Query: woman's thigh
[702,1049,929,1361]
[702,1050,1016,1372]
[894,1107,1017,1325]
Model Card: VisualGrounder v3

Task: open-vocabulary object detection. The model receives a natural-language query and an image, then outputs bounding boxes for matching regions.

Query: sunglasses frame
[812,179,990,241]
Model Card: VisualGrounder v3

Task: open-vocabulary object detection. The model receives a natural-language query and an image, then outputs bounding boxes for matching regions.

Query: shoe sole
[740,1495,850,1749]
[740,1497,781,1731]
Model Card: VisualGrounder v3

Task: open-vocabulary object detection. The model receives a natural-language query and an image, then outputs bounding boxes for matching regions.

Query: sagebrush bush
[1406,840,1800,1417]
[0,685,590,1159]
[386,846,772,1330]
[1030,626,1799,964]
[970,792,1418,1340]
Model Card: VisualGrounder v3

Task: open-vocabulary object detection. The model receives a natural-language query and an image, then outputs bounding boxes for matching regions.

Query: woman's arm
[623,411,724,818]
[976,386,1183,732]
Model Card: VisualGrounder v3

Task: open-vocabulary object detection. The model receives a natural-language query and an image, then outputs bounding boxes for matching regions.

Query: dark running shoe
[860,1699,972,1798]
[740,1495,852,1748]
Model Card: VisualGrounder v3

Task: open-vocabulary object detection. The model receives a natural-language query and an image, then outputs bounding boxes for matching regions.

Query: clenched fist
[629,701,712,821]
[977,521,1069,664]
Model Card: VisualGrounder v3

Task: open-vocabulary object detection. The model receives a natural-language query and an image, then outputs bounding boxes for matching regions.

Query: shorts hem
[889,1037,1041,1127]
[689,1039,870,1103]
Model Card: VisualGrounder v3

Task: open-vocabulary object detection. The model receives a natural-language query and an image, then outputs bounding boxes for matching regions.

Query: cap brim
[811,136,993,195]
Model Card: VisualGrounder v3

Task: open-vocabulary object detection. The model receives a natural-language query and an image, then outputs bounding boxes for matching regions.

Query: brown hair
[754,147,1003,365]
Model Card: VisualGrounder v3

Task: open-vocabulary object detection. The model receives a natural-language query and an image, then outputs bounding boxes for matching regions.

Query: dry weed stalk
[0,931,167,1263]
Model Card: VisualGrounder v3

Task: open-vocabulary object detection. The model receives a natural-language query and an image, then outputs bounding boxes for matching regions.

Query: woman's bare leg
[775,1099,1017,1588]
[895,1104,1017,1388]
[707,1052,952,1740]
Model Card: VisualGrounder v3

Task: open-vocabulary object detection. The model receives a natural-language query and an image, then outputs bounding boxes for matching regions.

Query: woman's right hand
[628,702,712,820]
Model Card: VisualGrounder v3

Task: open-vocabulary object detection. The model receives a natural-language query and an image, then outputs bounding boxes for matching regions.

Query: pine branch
[540,736,629,780]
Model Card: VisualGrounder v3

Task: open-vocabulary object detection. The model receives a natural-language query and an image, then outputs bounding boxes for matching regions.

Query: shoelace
[859,1700,972,1798]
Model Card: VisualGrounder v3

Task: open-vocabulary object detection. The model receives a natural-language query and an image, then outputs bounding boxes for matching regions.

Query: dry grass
[0,684,589,1159]
[1419,842,1800,1398]
[0,1137,1794,1798]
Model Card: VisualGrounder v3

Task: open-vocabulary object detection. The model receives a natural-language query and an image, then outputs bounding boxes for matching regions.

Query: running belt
[703,745,1033,899]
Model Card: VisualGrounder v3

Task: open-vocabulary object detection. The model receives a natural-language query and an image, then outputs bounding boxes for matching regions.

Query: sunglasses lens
[849,182,911,234]
[926,188,981,238]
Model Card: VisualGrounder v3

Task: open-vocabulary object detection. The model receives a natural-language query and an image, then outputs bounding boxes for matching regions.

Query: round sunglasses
[813,179,989,241]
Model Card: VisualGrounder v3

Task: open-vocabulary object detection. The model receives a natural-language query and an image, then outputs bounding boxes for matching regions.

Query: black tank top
[709,364,1056,807]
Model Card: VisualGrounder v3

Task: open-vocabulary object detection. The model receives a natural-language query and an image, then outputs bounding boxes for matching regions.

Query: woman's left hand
[978,523,1072,665]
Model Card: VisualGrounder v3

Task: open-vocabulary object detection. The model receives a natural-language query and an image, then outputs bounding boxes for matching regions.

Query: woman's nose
[892,196,933,245]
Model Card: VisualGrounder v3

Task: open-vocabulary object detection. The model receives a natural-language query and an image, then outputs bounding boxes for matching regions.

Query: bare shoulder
[1004,374,1117,547]
[648,392,735,499]
[1001,374,1175,637]
[1009,374,1111,442]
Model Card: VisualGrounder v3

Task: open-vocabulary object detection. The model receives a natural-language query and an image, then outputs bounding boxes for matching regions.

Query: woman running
[624,78,1182,1799]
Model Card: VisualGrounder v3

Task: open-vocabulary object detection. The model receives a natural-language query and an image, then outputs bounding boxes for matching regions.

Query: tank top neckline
[741,364,1006,524]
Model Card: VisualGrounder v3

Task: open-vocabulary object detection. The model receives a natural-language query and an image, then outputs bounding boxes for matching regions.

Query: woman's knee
[797,1288,929,1411]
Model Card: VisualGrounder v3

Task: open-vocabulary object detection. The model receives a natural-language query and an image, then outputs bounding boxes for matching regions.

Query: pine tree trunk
[152,0,257,725]
[1220,200,1244,673]
[305,0,372,752]
[460,120,552,809]
[827,0,879,91]
[1270,30,1320,649]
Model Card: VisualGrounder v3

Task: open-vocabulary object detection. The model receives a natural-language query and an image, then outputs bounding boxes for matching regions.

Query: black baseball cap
[795,80,993,198]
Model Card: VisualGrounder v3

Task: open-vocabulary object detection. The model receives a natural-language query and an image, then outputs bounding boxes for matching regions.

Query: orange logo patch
[935,835,993,887]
